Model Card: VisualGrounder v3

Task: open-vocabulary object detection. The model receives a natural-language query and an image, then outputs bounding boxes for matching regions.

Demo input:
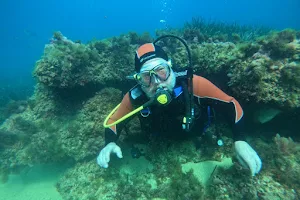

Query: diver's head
[135,43,176,98]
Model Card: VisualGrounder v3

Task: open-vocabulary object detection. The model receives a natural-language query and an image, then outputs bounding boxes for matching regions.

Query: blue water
[1,0,300,92]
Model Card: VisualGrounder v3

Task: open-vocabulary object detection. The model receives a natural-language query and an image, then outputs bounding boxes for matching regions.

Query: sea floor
[0,163,70,200]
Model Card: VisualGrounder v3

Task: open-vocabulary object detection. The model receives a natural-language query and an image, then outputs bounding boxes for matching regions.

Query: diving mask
[135,59,171,87]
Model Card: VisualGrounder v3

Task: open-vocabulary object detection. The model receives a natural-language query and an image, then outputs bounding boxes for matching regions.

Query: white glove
[234,141,262,176]
[97,142,123,168]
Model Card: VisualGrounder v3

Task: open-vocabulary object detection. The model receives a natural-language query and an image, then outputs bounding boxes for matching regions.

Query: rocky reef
[0,19,300,199]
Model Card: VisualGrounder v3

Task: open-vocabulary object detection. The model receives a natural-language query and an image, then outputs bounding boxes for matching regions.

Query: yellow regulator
[155,88,172,106]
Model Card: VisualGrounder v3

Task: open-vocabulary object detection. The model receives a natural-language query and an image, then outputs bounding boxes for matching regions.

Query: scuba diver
[97,35,262,176]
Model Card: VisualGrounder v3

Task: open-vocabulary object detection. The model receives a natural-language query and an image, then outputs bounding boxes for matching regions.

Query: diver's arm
[104,92,133,145]
[97,93,133,168]
[192,75,262,176]
[192,75,245,140]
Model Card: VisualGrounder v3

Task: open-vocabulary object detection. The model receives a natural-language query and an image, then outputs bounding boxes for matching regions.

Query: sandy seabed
[0,163,71,200]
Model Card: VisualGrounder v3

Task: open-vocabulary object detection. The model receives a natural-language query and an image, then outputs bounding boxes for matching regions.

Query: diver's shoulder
[193,74,204,79]
[192,75,210,83]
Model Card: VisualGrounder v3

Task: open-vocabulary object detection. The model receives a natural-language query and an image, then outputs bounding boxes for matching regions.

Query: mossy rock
[258,29,298,59]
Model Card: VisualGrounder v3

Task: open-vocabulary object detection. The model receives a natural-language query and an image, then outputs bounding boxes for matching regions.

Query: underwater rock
[181,157,233,186]
[254,106,281,124]
[33,32,136,89]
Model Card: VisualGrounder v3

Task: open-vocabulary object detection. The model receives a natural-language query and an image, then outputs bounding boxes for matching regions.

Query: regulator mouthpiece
[154,87,172,106]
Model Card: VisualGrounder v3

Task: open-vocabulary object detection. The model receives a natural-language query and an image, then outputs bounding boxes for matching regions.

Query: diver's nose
[153,75,161,84]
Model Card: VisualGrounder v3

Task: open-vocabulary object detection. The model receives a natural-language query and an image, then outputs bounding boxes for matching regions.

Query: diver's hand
[97,142,123,168]
[234,141,262,176]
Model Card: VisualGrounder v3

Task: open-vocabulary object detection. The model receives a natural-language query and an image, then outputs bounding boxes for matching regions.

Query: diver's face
[139,58,176,98]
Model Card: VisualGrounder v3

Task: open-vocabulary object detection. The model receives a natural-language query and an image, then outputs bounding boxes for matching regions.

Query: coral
[29,83,62,118]
[155,168,204,200]
[273,133,300,155]
[250,137,300,197]
[156,27,299,109]
[281,61,300,87]
[231,33,241,43]
[128,32,152,45]
[56,140,205,200]
[0,87,122,180]
[190,42,238,75]
[206,147,298,200]
[227,30,300,109]
[183,28,206,43]
[10,116,37,134]
[0,109,65,174]
[33,32,136,90]
[53,31,64,41]
[54,132,299,200]
[209,168,297,200]
[0,129,21,150]
[0,100,28,123]
[183,17,271,42]
[2,100,28,116]
[57,88,121,161]
[258,29,298,59]
[33,35,101,88]
[89,39,110,53]
[237,42,261,58]
[56,161,106,200]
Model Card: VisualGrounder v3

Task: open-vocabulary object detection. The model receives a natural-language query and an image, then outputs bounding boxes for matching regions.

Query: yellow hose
[103,104,144,128]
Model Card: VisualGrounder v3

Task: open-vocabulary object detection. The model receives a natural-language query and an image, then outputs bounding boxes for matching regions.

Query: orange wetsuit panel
[193,75,243,123]
[107,92,133,134]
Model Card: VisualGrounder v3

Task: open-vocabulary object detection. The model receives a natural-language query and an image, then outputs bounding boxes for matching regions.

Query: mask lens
[154,64,170,81]
[138,72,151,87]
